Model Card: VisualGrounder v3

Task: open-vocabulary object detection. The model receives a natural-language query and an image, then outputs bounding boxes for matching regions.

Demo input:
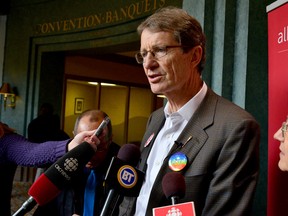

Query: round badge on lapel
[168,152,188,171]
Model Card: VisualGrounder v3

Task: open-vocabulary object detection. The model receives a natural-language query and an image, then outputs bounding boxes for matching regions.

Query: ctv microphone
[162,172,186,205]
[13,141,95,216]
[100,143,144,216]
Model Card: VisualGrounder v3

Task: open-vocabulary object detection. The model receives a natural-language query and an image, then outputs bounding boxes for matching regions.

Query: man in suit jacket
[118,6,260,216]
[33,109,120,216]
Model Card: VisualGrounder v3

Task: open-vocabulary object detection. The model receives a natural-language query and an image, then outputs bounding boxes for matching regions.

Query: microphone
[153,173,195,216]
[162,172,186,205]
[94,116,110,137]
[13,141,95,216]
[100,143,144,216]
[12,197,36,216]
[13,118,109,216]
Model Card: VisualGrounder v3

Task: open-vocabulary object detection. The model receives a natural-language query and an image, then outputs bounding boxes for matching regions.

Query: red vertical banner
[267,1,288,215]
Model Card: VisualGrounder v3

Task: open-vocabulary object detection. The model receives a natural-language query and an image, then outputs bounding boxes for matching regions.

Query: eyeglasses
[281,117,288,138]
[135,45,186,64]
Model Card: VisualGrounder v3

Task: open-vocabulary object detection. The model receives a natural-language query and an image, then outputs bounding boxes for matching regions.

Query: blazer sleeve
[201,118,260,216]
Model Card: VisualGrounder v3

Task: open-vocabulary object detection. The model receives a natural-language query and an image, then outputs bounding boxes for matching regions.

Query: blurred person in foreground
[0,121,98,216]
[34,109,120,216]
[28,103,70,190]
[119,6,260,216]
[274,116,288,171]
[28,102,69,143]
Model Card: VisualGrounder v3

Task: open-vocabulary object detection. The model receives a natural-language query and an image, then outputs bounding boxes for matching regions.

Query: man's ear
[190,45,203,68]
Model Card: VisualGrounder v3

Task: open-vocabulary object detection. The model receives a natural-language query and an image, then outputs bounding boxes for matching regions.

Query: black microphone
[162,172,186,205]
[13,141,95,216]
[12,197,36,216]
[13,118,109,216]
[100,143,144,216]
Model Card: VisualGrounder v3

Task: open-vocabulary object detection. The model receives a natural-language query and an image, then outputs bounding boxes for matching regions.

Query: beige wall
[128,87,154,143]
[64,80,154,146]
[64,80,98,137]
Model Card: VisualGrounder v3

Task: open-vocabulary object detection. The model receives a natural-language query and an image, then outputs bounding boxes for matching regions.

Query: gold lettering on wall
[34,0,165,35]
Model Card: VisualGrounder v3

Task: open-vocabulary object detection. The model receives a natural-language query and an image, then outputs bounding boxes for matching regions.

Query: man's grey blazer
[119,88,260,216]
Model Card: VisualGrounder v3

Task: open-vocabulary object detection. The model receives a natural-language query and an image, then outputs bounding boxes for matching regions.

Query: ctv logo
[117,165,137,188]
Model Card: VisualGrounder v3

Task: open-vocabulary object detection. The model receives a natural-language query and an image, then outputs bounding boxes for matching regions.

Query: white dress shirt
[135,82,207,215]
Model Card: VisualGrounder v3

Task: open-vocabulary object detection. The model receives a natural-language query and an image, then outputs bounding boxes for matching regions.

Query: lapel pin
[144,133,154,147]
[168,152,188,171]
[182,135,193,148]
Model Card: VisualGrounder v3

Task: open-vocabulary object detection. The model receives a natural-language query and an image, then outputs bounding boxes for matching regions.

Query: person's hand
[68,130,100,151]
[85,126,112,169]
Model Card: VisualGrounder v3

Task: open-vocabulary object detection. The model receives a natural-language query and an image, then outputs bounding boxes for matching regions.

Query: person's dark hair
[0,122,15,138]
[137,6,206,73]
[73,109,112,139]
[39,103,54,116]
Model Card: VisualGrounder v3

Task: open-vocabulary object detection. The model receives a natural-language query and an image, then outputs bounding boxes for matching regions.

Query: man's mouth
[148,73,163,83]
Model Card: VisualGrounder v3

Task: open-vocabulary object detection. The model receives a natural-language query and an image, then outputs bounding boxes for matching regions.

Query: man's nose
[274,128,284,142]
[143,53,158,69]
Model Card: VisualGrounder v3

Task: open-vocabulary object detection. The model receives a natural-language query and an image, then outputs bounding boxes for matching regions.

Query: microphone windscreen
[117,144,141,166]
[162,172,185,199]
[28,174,60,205]
[28,141,95,206]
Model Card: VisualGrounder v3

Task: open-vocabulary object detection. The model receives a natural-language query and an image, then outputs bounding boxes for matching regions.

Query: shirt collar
[164,82,207,121]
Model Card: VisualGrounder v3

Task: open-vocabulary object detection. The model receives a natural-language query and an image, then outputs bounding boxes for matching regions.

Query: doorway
[64,79,159,145]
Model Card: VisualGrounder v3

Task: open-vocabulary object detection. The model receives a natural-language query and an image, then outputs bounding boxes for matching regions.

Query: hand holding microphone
[68,116,110,152]
[13,118,110,216]
[13,141,96,216]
